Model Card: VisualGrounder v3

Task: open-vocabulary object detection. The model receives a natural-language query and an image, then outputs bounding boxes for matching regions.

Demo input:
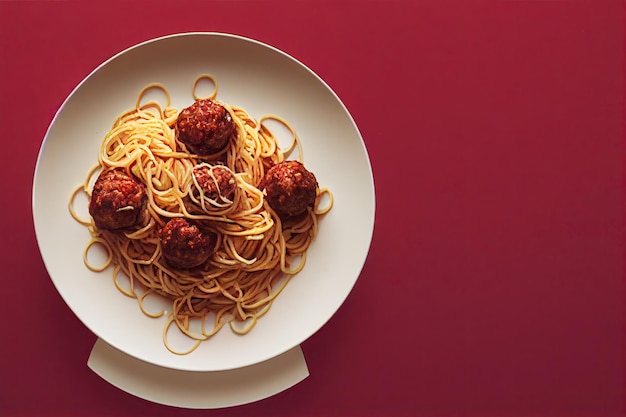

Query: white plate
[88,339,309,408]
[33,32,375,372]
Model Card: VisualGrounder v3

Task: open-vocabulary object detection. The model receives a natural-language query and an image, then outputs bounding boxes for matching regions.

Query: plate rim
[32,31,376,371]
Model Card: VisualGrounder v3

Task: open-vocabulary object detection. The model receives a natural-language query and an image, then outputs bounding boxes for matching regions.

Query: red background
[1,1,624,416]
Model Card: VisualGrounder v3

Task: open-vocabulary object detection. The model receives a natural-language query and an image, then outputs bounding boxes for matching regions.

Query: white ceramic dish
[88,339,309,408]
[33,32,375,372]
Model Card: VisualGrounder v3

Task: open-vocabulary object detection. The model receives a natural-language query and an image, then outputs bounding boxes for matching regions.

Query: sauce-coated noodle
[69,75,333,354]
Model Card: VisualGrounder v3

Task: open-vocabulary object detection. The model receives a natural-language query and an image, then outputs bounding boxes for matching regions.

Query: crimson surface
[1,1,623,416]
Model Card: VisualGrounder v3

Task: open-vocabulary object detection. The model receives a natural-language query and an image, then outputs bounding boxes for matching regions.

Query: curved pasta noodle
[68,75,333,355]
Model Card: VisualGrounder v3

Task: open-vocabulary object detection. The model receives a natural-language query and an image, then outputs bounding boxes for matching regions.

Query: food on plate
[192,164,237,204]
[158,217,217,270]
[69,74,333,354]
[260,160,318,219]
[175,98,235,156]
[88,168,147,230]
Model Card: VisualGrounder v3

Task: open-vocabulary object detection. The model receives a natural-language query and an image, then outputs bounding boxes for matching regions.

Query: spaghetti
[69,75,332,354]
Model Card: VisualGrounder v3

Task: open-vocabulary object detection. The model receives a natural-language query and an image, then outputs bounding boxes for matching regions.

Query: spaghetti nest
[69,75,332,354]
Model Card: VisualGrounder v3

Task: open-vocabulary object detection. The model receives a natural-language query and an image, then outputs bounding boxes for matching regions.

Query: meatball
[158,218,215,269]
[89,168,147,230]
[193,165,237,202]
[260,160,318,219]
[175,99,235,156]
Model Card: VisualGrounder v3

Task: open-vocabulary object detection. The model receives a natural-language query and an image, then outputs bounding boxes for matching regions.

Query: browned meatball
[158,218,215,269]
[89,168,147,230]
[175,99,235,156]
[260,160,318,219]
[193,165,237,202]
